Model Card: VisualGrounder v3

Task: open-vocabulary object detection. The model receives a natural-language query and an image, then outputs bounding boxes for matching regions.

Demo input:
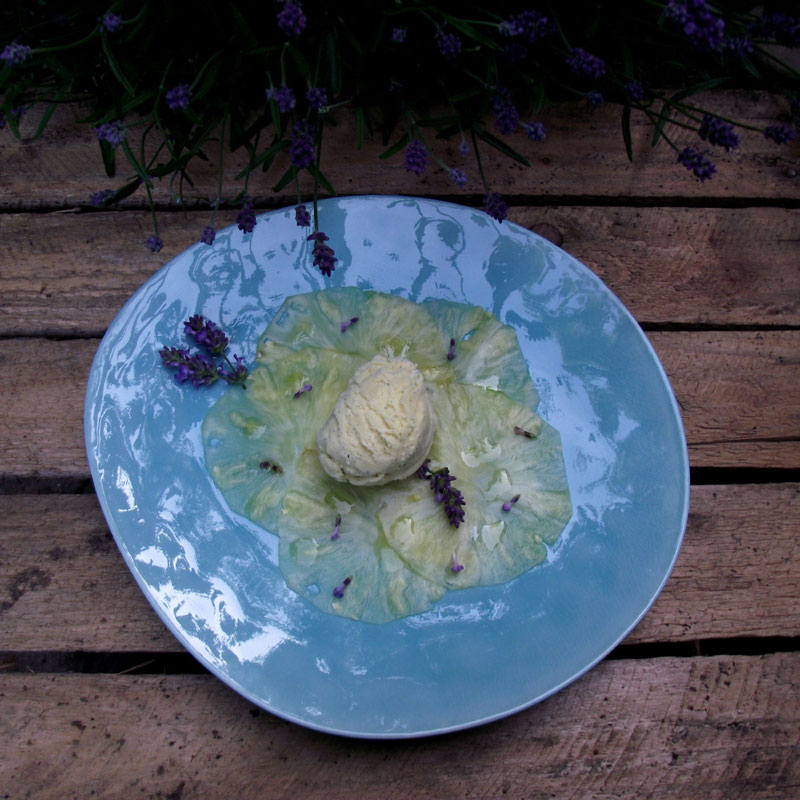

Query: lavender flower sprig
[236,195,257,234]
[404,139,428,175]
[295,204,311,227]
[698,115,739,151]
[165,84,192,112]
[416,459,466,528]
[160,315,248,389]
[100,13,123,33]
[308,231,337,276]
[267,86,296,112]
[677,146,716,182]
[185,314,228,355]
[146,235,163,253]
[277,1,306,39]
[159,347,219,388]
[1,43,31,67]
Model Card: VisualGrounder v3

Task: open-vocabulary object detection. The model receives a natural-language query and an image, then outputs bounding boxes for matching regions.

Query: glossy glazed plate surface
[85,196,689,738]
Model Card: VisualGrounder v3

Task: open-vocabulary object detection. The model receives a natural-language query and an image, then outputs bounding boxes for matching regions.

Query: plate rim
[84,194,691,739]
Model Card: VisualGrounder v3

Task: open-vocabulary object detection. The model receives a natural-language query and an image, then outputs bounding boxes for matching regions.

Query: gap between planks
[2,636,800,678]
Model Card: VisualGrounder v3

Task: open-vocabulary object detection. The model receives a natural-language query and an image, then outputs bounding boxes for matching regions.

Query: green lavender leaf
[307,163,336,195]
[473,122,530,167]
[622,103,634,162]
[100,34,135,98]
[378,132,411,160]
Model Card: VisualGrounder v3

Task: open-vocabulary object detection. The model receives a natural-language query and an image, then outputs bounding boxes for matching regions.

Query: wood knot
[530,222,564,247]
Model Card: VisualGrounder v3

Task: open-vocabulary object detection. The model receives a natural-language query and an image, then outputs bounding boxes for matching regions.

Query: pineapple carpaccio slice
[202,343,363,531]
[260,287,446,370]
[379,382,571,591]
[202,289,572,623]
[278,451,447,623]
[422,298,539,408]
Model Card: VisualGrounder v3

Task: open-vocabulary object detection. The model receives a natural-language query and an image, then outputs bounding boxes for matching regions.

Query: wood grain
[2,205,798,337]
[1,339,91,489]
[510,206,800,328]
[1,93,797,210]
[629,483,800,644]
[1,486,797,652]
[0,495,176,652]
[3,83,798,800]
[0,332,796,486]
[648,331,800,469]
[1,654,798,799]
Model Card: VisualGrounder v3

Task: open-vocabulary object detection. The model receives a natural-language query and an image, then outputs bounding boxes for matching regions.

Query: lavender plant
[2,2,798,273]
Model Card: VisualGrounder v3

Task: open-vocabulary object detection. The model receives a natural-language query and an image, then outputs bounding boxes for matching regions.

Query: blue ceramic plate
[85,196,689,738]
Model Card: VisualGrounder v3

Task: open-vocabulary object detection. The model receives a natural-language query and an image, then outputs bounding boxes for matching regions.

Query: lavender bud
[307,231,337,277]
[332,576,352,598]
[146,235,163,253]
[165,84,192,112]
[295,204,311,227]
[236,195,257,234]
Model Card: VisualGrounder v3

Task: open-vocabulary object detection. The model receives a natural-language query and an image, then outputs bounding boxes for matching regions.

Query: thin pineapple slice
[278,451,446,624]
[202,343,362,530]
[378,382,571,590]
[422,298,539,408]
[261,287,446,369]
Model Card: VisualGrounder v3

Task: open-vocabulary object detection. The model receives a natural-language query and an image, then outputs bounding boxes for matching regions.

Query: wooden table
[1,91,798,798]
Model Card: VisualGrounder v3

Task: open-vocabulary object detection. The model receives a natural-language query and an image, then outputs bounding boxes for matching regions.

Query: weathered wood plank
[1,332,796,486]
[1,486,797,652]
[1,654,798,799]
[0,93,797,209]
[511,206,800,328]
[2,205,798,337]
[629,483,800,644]
[648,331,800,469]
[2,339,92,488]
[0,495,176,652]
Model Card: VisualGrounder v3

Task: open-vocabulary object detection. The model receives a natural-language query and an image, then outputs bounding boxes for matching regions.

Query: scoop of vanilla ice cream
[317,354,436,485]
